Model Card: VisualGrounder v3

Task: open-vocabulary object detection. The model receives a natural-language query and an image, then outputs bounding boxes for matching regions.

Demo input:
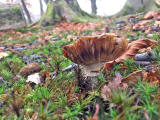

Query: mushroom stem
[75,62,104,91]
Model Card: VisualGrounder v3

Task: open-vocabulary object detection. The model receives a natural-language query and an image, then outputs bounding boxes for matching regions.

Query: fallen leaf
[155,21,160,26]
[45,71,50,79]
[20,62,42,77]
[121,67,160,85]
[144,11,157,19]
[55,21,100,32]
[101,73,127,100]
[104,38,157,69]
[67,35,76,42]
[26,73,41,84]
[133,20,152,30]
[9,48,24,56]
[144,70,160,84]
[121,70,143,84]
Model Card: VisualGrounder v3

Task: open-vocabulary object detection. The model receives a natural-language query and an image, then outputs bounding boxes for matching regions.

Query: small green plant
[56,93,68,107]
[135,79,158,102]
[15,27,27,32]
[136,6,145,13]
[0,61,8,70]
[113,64,120,72]
[97,73,106,87]
[108,89,142,120]
[0,87,5,94]
[108,106,117,119]
[134,79,159,119]
[9,55,25,74]
[82,30,93,35]
[154,44,160,65]
[122,5,134,16]
[153,33,160,41]
[126,31,140,41]
[29,34,37,42]
[62,102,83,119]
[1,69,12,80]
[25,87,52,102]
[123,58,136,75]
[39,101,57,119]
[13,77,25,89]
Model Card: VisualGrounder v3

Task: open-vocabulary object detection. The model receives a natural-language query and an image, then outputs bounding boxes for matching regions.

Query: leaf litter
[1,10,160,120]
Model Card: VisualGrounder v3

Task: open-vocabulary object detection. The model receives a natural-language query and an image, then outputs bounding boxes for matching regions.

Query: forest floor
[0,11,160,120]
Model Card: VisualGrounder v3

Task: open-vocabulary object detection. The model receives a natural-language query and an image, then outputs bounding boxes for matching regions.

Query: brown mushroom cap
[63,34,128,65]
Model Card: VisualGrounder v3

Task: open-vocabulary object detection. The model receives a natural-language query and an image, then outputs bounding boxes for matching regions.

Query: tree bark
[39,0,44,16]
[20,0,32,24]
[18,4,27,25]
[44,0,49,5]
[141,0,144,4]
[40,0,95,26]
[91,0,97,15]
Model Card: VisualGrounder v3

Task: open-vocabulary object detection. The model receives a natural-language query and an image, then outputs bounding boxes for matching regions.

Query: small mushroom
[63,34,128,90]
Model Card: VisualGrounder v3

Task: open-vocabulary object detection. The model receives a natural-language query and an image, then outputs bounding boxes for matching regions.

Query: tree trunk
[141,0,144,4]
[39,0,44,16]
[44,0,49,5]
[39,0,95,26]
[20,0,32,24]
[91,0,97,15]
[155,0,160,8]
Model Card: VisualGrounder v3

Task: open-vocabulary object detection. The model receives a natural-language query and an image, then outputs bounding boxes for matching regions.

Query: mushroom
[63,33,157,91]
[62,33,128,90]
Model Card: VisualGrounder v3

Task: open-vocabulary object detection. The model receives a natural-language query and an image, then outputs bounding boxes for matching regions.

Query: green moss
[40,1,57,26]
[39,0,99,26]
[136,6,146,13]
[10,7,21,15]
[122,5,134,16]
[72,17,87,23]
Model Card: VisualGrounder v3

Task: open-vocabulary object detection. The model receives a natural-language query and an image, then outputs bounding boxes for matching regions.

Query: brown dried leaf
[101,73,127,100]
[20,63,42,77]
[155,21,160,26]
[56,21,100,32]
[121,70,143,84]
[143,70,160,84]
[104,38,157,69]
[121,68,160,85]
[67,35,77,42]
[144,11,157,19]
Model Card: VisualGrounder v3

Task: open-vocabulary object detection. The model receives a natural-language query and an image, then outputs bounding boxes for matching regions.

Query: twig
[49,63,78,77]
